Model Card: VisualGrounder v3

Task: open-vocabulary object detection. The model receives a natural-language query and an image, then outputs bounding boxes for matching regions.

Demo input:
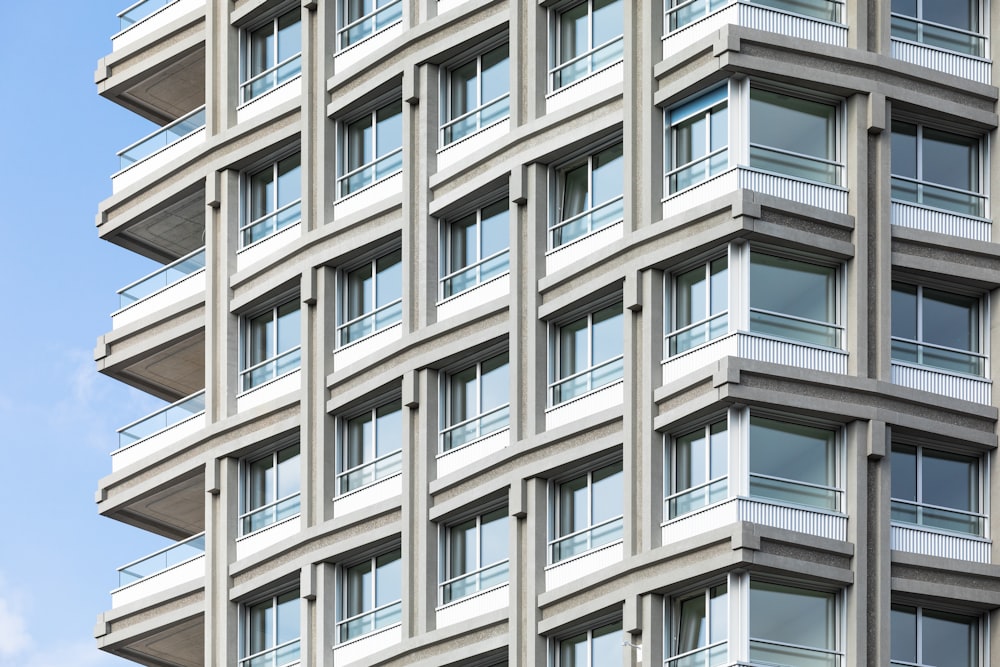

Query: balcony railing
[439,404,510,452]
[441,249,510,299]
[338,449,402,495]
[337,299,403,346]
[338,148,403,198]
[440,560,509,604]
[667,312,728,356]
[549,515,623,563]
[117,390,205,448]
[441,94,510,146]
[550,355,624,406]
[550,195,624,248]
[241,347,301,392]
[665,0,843,32]
[118,106,206,170]
[117,532,205,586]
[891,175,986,218]
[891,498,985,537]
[550,35,624,90]
[337,0,403,49]
[240,54,302,104]
[665,641,728,667]
[891,338,985,377]
[665,476,728,520]
[240,200,302,247]
[891,13,985,57]
[239,639,301,667]
[240,493,301,535]
[118,0,177,29]
[118,247,205,308]
[338,601,401,643]
[749,639,840,667]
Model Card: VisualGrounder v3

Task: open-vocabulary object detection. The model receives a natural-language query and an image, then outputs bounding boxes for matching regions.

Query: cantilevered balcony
[113,247,206,329]
[112,106,206,193]
[112,390,205,471]
[113,0,206,51]
[112,532,205,608]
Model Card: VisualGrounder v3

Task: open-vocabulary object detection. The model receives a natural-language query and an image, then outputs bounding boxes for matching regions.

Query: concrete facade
[93,0,1000,665]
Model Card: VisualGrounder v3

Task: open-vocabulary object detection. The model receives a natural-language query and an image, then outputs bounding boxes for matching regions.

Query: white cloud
[0,596,31,658]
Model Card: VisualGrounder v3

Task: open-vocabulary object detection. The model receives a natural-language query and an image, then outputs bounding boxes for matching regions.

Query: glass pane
[480,354,509,412]
[558,474,589,537]
[890,604,917,664]
[923,127,977,194]
[922,287,977,353]
[449,61,477,119]
[376,101,403,157]
[750,581,834,651]
[749,416,835,507]
[247,310,274,367]
[448,366,477,427]
[345,411,372,470]
[346,115,373,172]
[891,283,918,341]
[676,265,707,330]
[591,304,624,364]
[922,449,977,513]
[677,593,707,653]
[375,403,402,458]
[275,154,301,208]
[276,302,300,355]
[750,253,835,327]
[591,622,623,666]
[481,45,510,103]
[480,508,509,565]
[346,263,373,321]
[558,3,588,64]
[675,427,707,493]
[561,163,590,221]
[448,518,477,577]
[248,598,274,655]
[345,561,372,617]
[375,551,402,607]
[891,121,918,180]
[376,250,403,308]
[750,88,836,162]
[709,421,727,479]
[481,201,510,258]
[275,591,299,645]
[922,609,976,667]
[248,22,275,79]
[890,444,917,502]
[277,12,301,63]
[559,632,588,667]
[447,213,476,273]
[559,316,589,379]
[276,446,300,499]
[592,144,624,205]
[924,0,974,31]
[592,463,624,524]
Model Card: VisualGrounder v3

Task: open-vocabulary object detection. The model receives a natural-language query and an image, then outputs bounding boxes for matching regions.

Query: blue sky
[0,4,181,666]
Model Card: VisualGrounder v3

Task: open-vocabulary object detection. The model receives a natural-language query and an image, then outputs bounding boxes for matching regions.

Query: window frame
[337,247,403,347]
[890,602,982,667]
[240,441,301,536]
[665,581,729,667]
[338,548,403,643]
[440,41,511,147]
[550,141,625,250]
[664,250,730,356]
[439,506,510,605]
[664,419,729,521]
[748,579,841,667]
[439,351,511,453]
[240,297,302,393]
[889,0,986,57]
[549,0,625,92]
[549,299,625,407]
[665,85,730,195]
[336,0,403,51]
[240,151,302,248]
[552,619,623,667]
[664,0,845,34]
[338,97,404,198]
[549,460,624,564]
[336,399,403,496]
[240,9,302,104]
[240,589,301,667]
[439,198,511,300]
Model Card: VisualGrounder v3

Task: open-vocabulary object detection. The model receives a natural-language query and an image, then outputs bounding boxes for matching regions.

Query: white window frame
[439,352,510,453]
[337,248,403,347]
[440,42,511,147]
[665,581,729,667]
[664,419,728,521]
[241,152,302,248]
[439,198,510,300]
[550,142,625,250]
[240,590,301,667]
[337,0,403,51]
[549,0,625,92]
[664,251,730,357]
[552,619,623,667]
[664,85,729,195]
[240,442,301,536]
[439,506,510,605]
[890,603,983,667]
[549,461,624,564]
[338,98,404,198]
[337,400,403,495]
[890,0,987,57]
[240,298,302,393]
[240,9,302,104]
[337,549,403,644]
[549,299,625,407]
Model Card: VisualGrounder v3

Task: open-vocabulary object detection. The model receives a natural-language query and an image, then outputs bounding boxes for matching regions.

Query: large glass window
[891,0,983,56]
[242,591,300,667]
[551,302,624,406]
[556,621,622,667]
[667,256,728,355]
[891,282,984,376]
[242,154,302,247]
[441,353,510,452]
[241,444,300,535]
[339,549,402,642]
[338,401,402,494]
[339,250,403,346]
[749,581,838,667]
[442,44,510,146]
[749,252,840,348]
[891,604,979,667]
[242,300,301,391]
[338,0,403,49]
[667,584,728,667]
[749,416,839,511]
[891,121,984,217]
[551,462,623,563]
[441,508,509,604]
[666,421,728,520]
[441,200,510,299]
[242,10,301,103]
[340,100,403,197]
[891,443,983,536]
[749,87,841,185]
[552,144,624,248]
[666,87,728,194]
[665,0,842,32]
[551,0,624,90]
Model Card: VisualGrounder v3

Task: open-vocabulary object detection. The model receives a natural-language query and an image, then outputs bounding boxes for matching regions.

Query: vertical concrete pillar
[523,164,549,437]
[205,168,239,423]
[205,457,239,667]
[522,477,548,667]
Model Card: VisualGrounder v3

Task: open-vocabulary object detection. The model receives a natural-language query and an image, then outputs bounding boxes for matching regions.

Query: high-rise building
[92,0,1000,665]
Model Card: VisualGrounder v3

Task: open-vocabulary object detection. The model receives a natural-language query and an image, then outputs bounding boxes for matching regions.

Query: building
[92,0,1000,665]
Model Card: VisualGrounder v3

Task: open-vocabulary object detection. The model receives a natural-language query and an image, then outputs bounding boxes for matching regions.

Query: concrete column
[206,168,239,423]
[624,0,662,231]
[522,477,548,667]
[206,0,237,134]
[316,562,338,667]
[622,271,642,557]
[317,266,339,523]
[410,63,439,329]
[299,268,319,529]
[300,0,326,234]
[523,164,549,437]
[522,1,547,123]
[867,421,891,667]
[205,457,239,667]
[640,593,664,667]
[847,92,873,378]
[845,419,871,667]
[870,97,892,381]
[640,269,665,551]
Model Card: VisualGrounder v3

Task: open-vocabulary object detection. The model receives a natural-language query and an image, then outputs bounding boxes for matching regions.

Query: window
[551,144,624,248]
[666,87,728,194]
[241,444,301,535]
[891,282,985,376]
[440,353,509,452]
[440,200,510,299]
[891,443,984,536]
[241,591,300,667]
[750,416,840,511]
[440,507,509,604]
[242,10,301,103]
[242,153,302,247]
[551,302,623,405]
[339,100,403,197]
[339,549,402,642]
[338,249,403,346]
[749,251,841,348]
[891,604,979,667]
[749,86,841,185]
[551,0,624,91]
[891,121,985,217]
[338,401,402,495]
[550,462,623,563]
[242,299,301,391]
[749,581,839,667]
[665,420,727,519]
[891,0,984,56]
[667,584,728,667]
[337,0,403,50]
[442,44,510,146]
[666,256,728,355]
[665,0,842,32]
[555,621,622,667]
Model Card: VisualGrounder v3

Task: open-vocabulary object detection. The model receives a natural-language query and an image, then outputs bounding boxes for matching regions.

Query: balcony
[890,13,990,83]
[546,196,624,275]
[112,106,206,193]
[112,390,206,471]
[545,522,624,590]
[661,496,847,545]
[890,177,990,242]
[112,532,205,608]
[333,0,403,74]
[113,248,206,329]
[546,39,624,114]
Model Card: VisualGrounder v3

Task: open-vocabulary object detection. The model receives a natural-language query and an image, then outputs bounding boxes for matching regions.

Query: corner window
[339,549,402,643]
[749,416,840,511]
[241,591,300,667]
[749,251,841,348]
[441,200,510,299]
[891,121,985,217]
[551,0,624,91]
[441,353,510,452]
[242,10,302,103]
[666,87,728,194]
[551,143,624,248]
[338,401,402,494]
[242,299,301,392]
[339,249,403,346]
[749,86,841,185]
[749,581,839,667]
[891,282,984,376]
[551,462,623,563]
[665,0,842,32]
[890,0,984,56]
[666,256,728,355]
[555,621,622,667]
[667,584,728,667]
[666,421,728,520]
[440,507,509,604]
[241,444,301,535]
[442,44,510,146]
[891,604,979,667]
[551,302,624,406]
[339,100,403,197]
[891,443,984,536]
[338,0,403,50]
[242,153,302,247]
